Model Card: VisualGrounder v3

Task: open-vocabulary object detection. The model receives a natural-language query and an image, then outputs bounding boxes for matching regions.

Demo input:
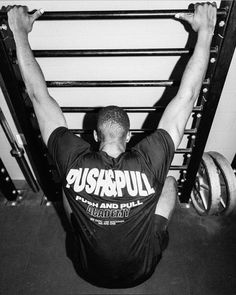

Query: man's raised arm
[7,6,67,145]
[158,2,217,150]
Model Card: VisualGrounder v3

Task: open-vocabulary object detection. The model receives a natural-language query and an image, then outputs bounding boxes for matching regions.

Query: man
[7,2,216,288]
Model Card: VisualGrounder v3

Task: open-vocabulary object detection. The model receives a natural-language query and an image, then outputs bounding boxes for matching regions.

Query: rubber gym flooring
[0,188,236,295]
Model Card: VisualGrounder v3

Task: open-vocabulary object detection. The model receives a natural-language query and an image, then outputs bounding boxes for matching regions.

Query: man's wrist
[13,30,29,43]
[198,27,214,37]
[197,28,214,44]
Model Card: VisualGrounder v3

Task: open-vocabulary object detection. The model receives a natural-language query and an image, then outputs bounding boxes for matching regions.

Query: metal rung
[47,79,210,88]
[0,9,227,20]
[62,106,203,113]
[170,165,188,171]
[70,128,197,135]
[175,148,192,154]
[20,47,218,58]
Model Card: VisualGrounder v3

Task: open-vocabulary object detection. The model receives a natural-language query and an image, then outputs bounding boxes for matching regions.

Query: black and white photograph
[0,0,236,294]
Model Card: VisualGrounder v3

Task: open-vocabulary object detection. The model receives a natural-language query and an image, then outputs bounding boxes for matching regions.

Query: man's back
[48,126,174,287]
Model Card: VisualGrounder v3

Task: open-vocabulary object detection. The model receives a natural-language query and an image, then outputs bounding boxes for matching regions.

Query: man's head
[94,105,130,145]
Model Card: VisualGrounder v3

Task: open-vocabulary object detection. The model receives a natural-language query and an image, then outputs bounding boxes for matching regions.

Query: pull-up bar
[70,128,197,135]
[0,9,227,20]
[61,106,203,113]
[12,47,217,58]
[46,79,210,88]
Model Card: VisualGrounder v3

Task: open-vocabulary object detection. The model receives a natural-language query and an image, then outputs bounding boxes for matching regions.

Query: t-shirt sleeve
[133,129,175,184]
[47,127,90,177]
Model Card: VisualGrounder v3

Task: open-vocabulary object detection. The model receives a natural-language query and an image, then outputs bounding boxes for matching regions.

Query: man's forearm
[14,32,48,101]
[7,6,67,145]
[177,30,212,101]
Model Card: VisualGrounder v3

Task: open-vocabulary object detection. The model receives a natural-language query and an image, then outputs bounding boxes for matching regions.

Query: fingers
[7,5,28,17]
[175,12,194,23]
[6,5,44,20]
[30,8,44,22]
[6,5,42,34]
[208,2,217,24]
[175,2,217,20]
[175,2,217,33]
[5,6,12,13]
[194,2,217,14]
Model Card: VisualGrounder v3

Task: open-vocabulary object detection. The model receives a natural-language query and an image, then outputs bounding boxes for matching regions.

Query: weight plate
[207,151,236,216]
[191,153,221,215]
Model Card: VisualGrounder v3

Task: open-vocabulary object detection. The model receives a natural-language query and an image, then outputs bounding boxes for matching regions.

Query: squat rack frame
[0,1,235,202]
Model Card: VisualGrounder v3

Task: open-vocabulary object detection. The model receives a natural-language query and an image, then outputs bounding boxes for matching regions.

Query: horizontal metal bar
[170,165,188,171]
[62,106,202,113]
[175,148,192,154]
[47,79,210,88]
[70,128,197,135]
[0,9,227,20]
[24,47,218,57]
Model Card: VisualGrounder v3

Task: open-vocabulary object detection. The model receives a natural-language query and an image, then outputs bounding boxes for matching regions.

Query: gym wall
[0,0,235,183]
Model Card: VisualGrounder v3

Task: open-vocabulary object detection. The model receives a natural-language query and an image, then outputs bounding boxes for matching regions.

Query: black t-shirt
[48,127,174,288]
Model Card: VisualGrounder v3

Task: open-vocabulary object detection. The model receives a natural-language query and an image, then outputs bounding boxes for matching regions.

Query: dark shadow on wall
[81,112,100,150]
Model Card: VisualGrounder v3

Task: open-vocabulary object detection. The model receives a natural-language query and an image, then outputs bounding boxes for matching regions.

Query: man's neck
[99,141,126,158]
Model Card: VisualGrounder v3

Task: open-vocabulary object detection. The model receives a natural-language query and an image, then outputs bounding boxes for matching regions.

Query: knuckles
[195,2,217,17]
[7,5,28,15]
[195,2,217,10]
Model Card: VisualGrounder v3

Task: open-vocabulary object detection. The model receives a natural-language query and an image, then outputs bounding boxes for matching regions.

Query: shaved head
[96,105,130,142]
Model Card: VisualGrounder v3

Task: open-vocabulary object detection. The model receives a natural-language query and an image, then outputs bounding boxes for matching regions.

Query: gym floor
[1,188,236,295]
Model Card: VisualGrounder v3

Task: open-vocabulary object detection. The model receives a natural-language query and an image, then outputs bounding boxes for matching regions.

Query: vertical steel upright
[180,0,236,202]
[0,26,60,200]
[0,158,18,201]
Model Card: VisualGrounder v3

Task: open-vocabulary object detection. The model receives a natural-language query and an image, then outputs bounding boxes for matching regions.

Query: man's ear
[93,130,98,142]
[126,131,131,143]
